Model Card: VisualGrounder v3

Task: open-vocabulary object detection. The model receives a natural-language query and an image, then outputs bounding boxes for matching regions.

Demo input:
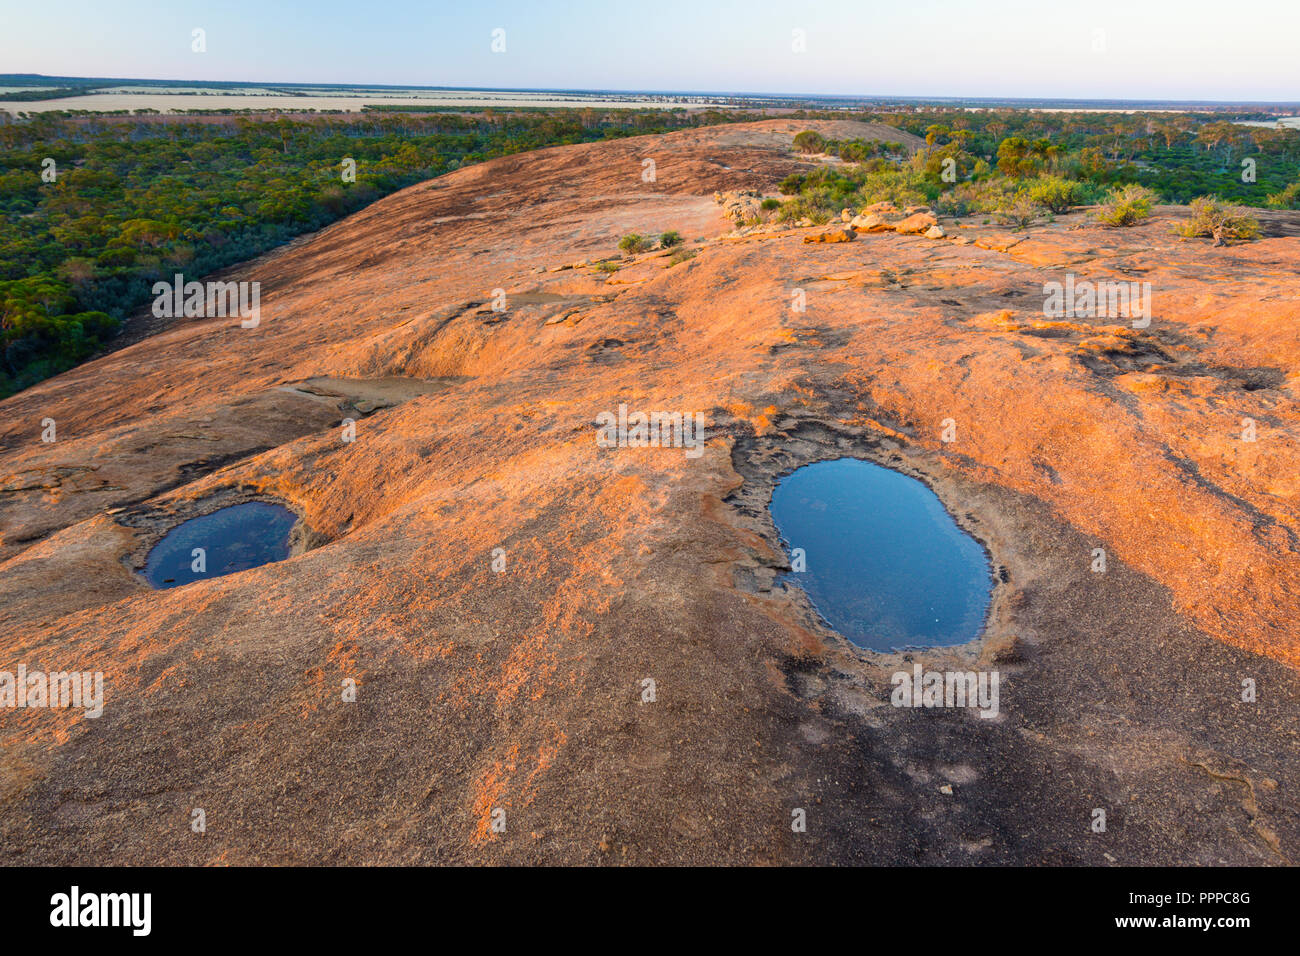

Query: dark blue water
[143,502,298,589]
[770,458,991,652]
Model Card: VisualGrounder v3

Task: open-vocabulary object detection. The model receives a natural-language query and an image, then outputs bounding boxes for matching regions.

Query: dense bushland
[772,108,1293,233]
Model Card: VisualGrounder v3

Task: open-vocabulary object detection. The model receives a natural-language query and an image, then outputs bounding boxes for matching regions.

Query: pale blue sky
[2,0,1296,100]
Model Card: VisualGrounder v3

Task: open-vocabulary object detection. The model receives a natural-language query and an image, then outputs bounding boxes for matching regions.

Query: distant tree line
[2,86,106,102]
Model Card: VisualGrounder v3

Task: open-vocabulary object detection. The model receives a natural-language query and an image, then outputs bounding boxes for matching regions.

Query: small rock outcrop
[714,190,763,225]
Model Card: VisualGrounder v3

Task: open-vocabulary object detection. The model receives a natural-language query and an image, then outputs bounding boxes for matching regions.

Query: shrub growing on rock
[618,233,651,254]
[658,230,683,248]
[1094,184,1159,226]
[1027,176,1087,214]
[793,131,827,155]
[994,194,1046,230]
[1174,196,1261,245]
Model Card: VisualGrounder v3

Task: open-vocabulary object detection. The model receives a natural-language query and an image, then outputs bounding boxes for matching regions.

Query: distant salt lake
[1236,117,1300,128]
[5,86,1296,122]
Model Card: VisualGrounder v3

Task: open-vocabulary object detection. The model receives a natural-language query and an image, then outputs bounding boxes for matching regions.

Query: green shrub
[1173,196,1261,245]
[773,203,834,225]
[793,130,827,155]
[1026,176,1087,214]
[668,247,697,267]
[849,170,928,210]
[1094,184,1159,226]
[760,197,781,211]
[994,194,1046,230]
[618,233,651,254]
[658,230,683,248]
[775,163,930,223]
[932,191,967,218]
[777,173,806,195]
[934,179,1017,217]
[1266,181,1300,209]
[837,139,884,163]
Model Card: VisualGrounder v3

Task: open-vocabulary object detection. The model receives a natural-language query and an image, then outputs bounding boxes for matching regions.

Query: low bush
[777,173,806,195]
[994,194,1046,230]
[933,179,1017,217]
[618,233,651,254]
[793,130,827,155]
[1173,196,1261,245]
[1026,176,1088,214]
[1266,181,1300,209]
[776,163,931,222]
[1094,184,1159,226]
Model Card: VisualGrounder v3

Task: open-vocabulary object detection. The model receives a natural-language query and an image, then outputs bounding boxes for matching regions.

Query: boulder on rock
[923,224,946,239]
[803,226,856,244]
[894,212,939,235]
[850,213,894,233]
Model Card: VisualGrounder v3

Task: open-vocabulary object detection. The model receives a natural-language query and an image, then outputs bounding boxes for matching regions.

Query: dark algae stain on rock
[770,458,992,652]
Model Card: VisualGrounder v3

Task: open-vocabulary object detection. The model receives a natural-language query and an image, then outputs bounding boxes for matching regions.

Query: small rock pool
[770,458,992,652]
[142,501,299,589]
